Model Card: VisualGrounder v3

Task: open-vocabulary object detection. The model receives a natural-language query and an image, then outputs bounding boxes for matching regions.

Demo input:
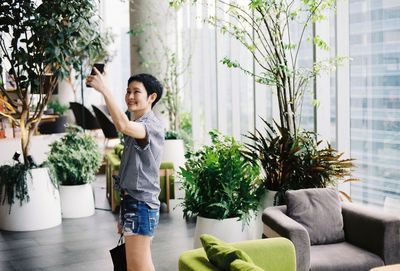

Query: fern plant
[179,130,262,224]
[47,125,102,185]
[0,163,30,213]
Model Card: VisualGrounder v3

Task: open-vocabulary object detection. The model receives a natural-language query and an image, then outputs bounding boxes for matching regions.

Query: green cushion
[200,234,224,251]
[113,144,124,158]
[159,174,175,202]
[160,161,174,169]
[200,234,254,271]
[105,152,121,168]
[230,259,264,271]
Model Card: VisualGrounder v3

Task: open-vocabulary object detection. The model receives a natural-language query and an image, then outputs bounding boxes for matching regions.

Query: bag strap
[118,234,124,245]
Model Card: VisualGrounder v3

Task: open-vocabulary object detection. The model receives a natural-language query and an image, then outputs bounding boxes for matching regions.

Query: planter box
[59,183,95,218]
[0,167,61,231]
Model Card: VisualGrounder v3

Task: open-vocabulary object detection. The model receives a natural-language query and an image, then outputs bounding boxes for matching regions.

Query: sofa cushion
[286,188,345,245]
[310,242,384,271]
[230,259,264,271]
[200,234,254,271]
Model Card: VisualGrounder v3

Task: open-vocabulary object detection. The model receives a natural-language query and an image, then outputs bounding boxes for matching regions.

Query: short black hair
[127,74,163,108]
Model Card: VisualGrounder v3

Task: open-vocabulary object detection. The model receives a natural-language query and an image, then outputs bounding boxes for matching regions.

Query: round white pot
[246,189,277,240]
[0,167,61,231]
[162,139,185,172]
[59,183,95,218]
[193,216,247,248]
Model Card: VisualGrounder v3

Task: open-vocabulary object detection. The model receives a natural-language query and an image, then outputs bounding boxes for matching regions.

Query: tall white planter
[0,167,61,231]
[59,183,95,218]
[162,139,185,172]
[193,216,247,248]
[246,189,277,240]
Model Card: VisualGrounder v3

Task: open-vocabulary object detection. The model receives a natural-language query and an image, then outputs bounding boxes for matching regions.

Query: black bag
[110,235,127,271]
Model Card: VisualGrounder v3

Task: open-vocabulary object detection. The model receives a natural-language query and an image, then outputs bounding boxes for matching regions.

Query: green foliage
[129,5,191,137]
[169,0,338,135]
[243,119,357,205]
[179,130,262,224]
[0,0,111,163]
[179,111,193,150]
[0,163,30,213]
[165,130,180,140]
[165,111,193,149]
[47,125,102,185]
[47,100,69,115]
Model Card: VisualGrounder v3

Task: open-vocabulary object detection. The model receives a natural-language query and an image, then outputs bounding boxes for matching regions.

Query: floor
[0,175,196,271]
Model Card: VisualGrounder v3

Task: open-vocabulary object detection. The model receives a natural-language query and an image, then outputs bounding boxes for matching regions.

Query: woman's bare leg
[125,234,155,271]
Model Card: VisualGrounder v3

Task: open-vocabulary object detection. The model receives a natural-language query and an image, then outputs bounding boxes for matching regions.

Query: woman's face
[125,81,151,114]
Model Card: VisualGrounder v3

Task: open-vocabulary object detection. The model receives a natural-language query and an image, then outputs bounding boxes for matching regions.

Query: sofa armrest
[233,237,296,271]
[179,248,219,271]
[178,238,296,271]
[262,206,310,271]
[342,203,400,264]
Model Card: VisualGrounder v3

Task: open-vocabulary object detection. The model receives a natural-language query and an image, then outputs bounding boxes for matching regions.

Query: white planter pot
[193,216,247,248]
[59,183,95,218]
[162,139,185,172]
[0,167,61,231]
[246,189,277,240]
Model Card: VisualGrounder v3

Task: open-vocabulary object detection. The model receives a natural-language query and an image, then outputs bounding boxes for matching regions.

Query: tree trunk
[19,110,31,164]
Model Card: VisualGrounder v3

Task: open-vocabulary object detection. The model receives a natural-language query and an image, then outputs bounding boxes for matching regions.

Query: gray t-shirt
[118,111,164,209]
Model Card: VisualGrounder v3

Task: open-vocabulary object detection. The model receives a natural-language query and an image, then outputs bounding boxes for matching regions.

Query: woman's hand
[85,67,108,94]
[117,222,122,234]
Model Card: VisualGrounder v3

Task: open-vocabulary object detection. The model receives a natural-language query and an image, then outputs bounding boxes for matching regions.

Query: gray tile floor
[0,175,196,271]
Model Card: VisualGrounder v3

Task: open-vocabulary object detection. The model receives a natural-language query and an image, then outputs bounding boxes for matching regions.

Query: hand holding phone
[86,63,105,87]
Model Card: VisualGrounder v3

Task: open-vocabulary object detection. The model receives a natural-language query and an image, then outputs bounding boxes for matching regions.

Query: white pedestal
[162,139,186,172]
[246,189,277,239]
[59,183,95,218]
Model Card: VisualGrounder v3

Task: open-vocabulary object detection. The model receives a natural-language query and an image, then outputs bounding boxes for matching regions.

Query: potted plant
[179,130,262,248]
[243,119,357,205]
[47,125,102,218]
[0,0,107,230]
[38,99,69,134]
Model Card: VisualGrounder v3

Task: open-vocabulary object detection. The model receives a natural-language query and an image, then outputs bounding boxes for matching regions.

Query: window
[348,0,400,210]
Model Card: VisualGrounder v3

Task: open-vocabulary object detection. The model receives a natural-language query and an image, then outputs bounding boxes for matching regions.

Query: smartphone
[86,63,105,87]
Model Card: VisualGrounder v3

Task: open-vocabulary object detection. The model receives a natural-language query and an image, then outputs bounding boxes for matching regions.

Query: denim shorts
[120,195,159,237]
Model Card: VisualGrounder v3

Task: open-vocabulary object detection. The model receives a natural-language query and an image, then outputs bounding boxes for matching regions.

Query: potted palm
[47,125,102,218]
[179,130,262,248]
[0,0,107,230]
[243,119,357,205]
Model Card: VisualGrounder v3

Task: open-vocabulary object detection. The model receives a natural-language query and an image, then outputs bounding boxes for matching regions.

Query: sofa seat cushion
[310,242,384,271]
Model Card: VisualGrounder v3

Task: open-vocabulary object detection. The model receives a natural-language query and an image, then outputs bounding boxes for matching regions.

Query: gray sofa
[263,202,400,271]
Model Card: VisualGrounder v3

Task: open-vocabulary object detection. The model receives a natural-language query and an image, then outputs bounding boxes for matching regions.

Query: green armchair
[179,237,296,271]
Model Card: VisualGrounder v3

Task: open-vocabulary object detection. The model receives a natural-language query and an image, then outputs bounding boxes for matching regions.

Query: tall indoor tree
[171,0,340,135]
[0,0,110,208]
[0,0,107,164]
[170,0,356,204]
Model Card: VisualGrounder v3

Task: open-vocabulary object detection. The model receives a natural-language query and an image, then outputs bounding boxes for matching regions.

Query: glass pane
[330,8,337,148]
[349,0,400,212]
